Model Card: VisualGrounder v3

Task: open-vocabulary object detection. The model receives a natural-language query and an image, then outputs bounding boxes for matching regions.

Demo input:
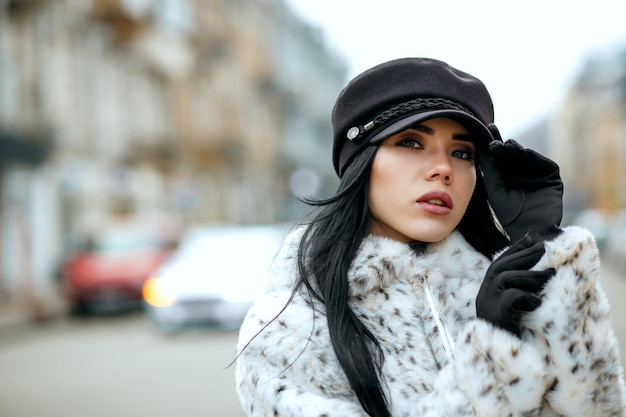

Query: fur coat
[235,226,626,416]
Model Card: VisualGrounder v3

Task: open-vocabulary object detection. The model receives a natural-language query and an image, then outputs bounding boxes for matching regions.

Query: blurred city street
[1,1,625,416]
[0,256,624,417]
[0,313,245,417]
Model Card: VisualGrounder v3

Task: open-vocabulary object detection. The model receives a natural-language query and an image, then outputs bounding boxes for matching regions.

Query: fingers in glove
[498,289,543,313]
[489,140,528,178]
[500,268,556,292]
[493,140,559,182]
[512,141,559,177]
[476,147,502,183]
[492,238,545,272]
[512,293,542,313]
[477,147,525,224]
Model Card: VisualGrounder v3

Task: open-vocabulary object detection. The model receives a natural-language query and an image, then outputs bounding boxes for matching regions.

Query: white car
[142,224,288,332]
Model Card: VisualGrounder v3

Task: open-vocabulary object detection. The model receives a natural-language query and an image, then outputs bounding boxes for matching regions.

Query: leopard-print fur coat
[235,226,626,416]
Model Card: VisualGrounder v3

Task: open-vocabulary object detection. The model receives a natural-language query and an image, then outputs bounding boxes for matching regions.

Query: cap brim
[366,109,493,148]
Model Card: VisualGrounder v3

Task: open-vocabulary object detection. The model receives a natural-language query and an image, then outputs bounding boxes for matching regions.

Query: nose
[426,153,453,184]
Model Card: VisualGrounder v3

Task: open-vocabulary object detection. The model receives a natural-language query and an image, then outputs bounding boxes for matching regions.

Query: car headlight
[142,277,177,307]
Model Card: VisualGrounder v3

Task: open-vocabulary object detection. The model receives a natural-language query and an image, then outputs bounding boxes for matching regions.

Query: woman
[235,58,626,416]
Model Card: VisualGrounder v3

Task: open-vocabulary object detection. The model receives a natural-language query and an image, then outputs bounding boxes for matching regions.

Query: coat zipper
[423,283,455,362]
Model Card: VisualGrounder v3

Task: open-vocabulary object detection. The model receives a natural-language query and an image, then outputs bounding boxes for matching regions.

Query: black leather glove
[476,236,556,337]
[479,124,563,242]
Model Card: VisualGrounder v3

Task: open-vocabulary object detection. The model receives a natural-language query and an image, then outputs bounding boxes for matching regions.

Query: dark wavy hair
[295,143,509,417]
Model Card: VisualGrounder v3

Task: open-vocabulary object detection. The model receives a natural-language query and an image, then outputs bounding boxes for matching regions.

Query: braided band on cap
[346,98,476,141]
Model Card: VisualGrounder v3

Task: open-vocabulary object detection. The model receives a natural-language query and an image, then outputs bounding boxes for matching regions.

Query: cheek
[368,163,391,212]
[370,151,395,184]
[457,168,477,209]
[369,153,403,213]
[370,154,393,195]
[370,151,415,194]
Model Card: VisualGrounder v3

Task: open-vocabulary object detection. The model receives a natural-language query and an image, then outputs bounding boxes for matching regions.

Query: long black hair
[295,143,509,417]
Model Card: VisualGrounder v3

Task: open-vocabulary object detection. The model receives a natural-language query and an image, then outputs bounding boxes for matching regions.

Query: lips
[416,191,453,215]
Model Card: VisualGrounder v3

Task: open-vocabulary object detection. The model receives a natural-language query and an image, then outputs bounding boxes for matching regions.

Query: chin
[406,226,456,244]
[369,217,458,244]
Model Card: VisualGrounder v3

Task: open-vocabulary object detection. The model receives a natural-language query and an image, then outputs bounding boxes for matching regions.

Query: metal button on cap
[346,127,360,141]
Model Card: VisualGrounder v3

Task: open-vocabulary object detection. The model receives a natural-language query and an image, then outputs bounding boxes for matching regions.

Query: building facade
[550,47,626,212]
[0,0,347,316]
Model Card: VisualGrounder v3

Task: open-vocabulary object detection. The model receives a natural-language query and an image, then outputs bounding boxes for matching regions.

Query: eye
[395,137,423,149]
[451,148,475,161]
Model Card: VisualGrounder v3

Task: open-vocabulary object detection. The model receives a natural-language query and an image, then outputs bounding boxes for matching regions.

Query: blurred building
[274,5,345,217]
[551,46,626,213]
[0,0,346,316]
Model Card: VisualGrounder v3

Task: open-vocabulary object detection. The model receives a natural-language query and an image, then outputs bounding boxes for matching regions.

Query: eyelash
[396,138,475,161]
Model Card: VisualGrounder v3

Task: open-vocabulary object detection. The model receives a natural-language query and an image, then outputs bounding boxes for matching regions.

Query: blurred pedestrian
[235,57,626,416]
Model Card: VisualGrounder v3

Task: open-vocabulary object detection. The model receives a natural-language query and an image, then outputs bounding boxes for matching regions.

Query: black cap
[332,58,495,177]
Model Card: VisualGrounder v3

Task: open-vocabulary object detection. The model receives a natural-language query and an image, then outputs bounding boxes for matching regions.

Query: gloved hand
[476,236,556,337]
[479,124,563,242]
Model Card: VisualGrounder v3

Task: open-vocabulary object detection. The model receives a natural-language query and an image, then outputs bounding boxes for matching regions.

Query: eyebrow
[410,125,474,142]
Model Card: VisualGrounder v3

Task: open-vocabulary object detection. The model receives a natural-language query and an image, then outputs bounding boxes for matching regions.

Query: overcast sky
[287,0,626,137]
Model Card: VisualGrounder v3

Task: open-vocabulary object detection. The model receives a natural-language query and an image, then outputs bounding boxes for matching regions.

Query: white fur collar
[268,227,486,297]
[347,230,485,296]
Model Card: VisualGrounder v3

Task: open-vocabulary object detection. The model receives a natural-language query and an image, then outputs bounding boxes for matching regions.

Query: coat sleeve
[523,226,626,416]
[235,290,370,417]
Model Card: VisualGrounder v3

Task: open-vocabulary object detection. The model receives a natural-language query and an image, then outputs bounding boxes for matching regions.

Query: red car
[60,226,175,315]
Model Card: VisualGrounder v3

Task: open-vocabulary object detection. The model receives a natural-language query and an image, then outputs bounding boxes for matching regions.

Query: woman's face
[368,117,477,243]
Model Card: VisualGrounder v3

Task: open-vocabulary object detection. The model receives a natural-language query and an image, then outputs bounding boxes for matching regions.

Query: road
[0,314,245,417]
[0,258,624,417]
